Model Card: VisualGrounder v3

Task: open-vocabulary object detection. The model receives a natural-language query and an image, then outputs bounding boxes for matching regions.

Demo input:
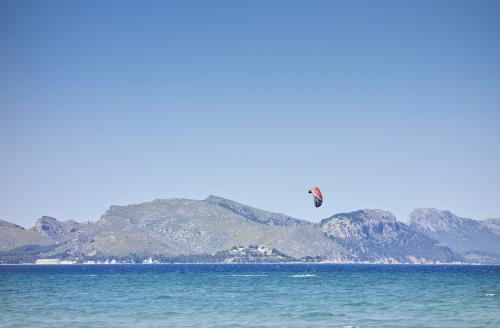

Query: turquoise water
[1,264,499,327]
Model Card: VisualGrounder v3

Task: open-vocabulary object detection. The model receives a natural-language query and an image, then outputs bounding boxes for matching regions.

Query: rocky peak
[321,209,396,225]
[33,216,62,236]
[320,209,459,262]
[320,209,400,241]
[33,216,80,237]
[408,208,500,262]
[408,208,465,232]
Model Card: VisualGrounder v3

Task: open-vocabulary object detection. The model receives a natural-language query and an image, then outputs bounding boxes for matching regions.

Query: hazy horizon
[1,0,499,226]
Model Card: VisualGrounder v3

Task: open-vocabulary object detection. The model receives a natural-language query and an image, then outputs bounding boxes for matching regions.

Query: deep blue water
[1,264,499,327]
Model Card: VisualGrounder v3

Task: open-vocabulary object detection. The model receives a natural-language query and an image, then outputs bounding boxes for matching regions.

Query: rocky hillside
[0,197,464,264]
[82,197,342,260]
[321,209,460,263]
[32,216,85,242]
[0,197,342,262]
[482,218,500,235]
[408,208,500,263]
[0,220,52,251]
[204,195,308,226]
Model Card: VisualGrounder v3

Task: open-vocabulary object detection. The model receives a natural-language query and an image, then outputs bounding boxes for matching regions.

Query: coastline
[1,261,496,266]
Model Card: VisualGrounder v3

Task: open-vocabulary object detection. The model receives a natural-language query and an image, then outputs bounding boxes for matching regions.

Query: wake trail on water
[290,274,316,278]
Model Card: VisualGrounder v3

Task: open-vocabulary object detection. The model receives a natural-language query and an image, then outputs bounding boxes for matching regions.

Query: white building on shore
[35,259,61,265]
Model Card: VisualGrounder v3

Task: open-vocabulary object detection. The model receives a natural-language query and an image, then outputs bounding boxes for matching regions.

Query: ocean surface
[1,264,499,328]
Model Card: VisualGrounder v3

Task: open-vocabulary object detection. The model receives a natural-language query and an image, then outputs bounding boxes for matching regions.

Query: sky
[1,0,499,227]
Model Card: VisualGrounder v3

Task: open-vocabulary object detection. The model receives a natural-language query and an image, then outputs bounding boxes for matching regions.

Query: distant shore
[1,261,496,266]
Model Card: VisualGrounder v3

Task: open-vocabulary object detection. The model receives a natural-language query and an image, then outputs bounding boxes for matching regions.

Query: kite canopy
[308,187,323,207]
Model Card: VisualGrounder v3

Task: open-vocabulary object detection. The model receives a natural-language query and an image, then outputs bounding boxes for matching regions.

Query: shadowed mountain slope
[408,208,500,263]
[321,209,460,263]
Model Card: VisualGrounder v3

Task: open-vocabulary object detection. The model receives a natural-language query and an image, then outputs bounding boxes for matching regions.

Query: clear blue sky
[1,0,499,227]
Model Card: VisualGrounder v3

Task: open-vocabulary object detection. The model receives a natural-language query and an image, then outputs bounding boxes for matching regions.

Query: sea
[1,264,499,328]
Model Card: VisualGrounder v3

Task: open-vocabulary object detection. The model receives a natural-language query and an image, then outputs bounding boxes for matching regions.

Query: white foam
[484,293,496,297]
[290,274,316,278]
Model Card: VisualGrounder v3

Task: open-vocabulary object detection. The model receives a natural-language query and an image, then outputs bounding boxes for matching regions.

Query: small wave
[291,274,316,278]
[154,295,172,300]
[341,326,359,328]
[484,293,496,297]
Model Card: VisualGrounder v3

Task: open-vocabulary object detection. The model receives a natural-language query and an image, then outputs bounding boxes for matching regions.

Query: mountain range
[408,208,500,263]
[0,196,498,264]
